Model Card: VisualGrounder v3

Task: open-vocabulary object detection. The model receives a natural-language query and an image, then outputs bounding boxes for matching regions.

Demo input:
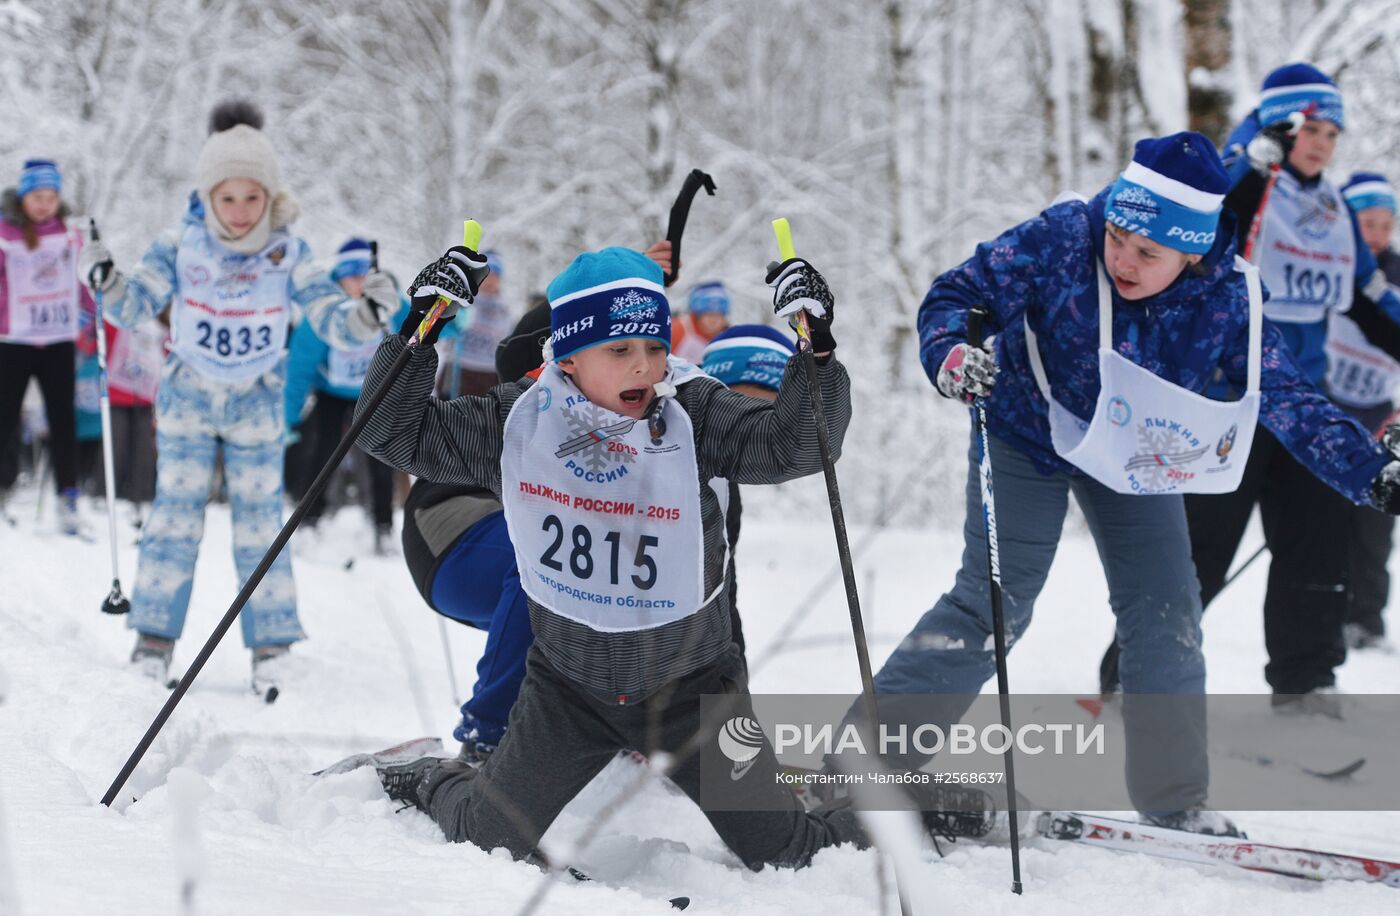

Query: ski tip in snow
[263,685,280,704]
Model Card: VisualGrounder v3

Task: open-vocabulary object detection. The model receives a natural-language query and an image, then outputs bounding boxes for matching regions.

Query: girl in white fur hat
[83,101,395,692]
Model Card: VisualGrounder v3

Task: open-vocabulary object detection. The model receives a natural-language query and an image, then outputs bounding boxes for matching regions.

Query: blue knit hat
[688,281,730,316]
[1342,172,1396,214]
[332,237,373,282]
[17,159,61,198]
[1103,132,1229,255]
[484,249,504,279]
[545,247,670,361]
[1258,62,1344,130]
[701,324,795,392]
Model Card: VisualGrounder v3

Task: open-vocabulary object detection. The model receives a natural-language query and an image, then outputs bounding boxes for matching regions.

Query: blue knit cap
[688,281,730,316]
[1342,172,1396,214]
[701,324,795,392]
[484,249,504,279]
[546,247,670,361]
[17,159,61,198]
[1104,132,1229,255]
[1258,62,1344,130]
[332,237,373,281]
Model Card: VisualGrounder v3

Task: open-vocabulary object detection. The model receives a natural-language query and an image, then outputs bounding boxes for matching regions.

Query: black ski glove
[766,257,836,352]
[1371,424,1400,514]
[399,246,490,346]
[1245,112,1304,175]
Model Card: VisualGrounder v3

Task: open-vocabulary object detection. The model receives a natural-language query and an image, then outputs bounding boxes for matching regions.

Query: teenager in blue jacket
[866,131,1400,835]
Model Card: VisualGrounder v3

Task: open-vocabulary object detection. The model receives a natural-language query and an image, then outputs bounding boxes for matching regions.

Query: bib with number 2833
[171,224,297,383]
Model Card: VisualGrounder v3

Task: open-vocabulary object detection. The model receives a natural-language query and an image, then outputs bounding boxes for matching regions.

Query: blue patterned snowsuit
[107,195,375,647]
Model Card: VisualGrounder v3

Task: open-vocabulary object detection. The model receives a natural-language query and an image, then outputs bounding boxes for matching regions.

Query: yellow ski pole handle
[770,217,813,349]
[413,219,483,346]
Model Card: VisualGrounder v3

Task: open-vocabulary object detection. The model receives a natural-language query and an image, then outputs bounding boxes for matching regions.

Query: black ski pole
[771,219,912,916]
[967,308,1023,895]
[88,220,132,616]
[663,168,716,287]
[100,220,484,808]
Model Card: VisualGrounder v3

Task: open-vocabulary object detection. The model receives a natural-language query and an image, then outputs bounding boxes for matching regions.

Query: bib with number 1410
[500,357,716,632]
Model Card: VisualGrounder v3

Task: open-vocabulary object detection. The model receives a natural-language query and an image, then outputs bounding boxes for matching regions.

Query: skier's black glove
[399,246,490,346]
[1371,424,1400,513]
[765,257,836,353]
[1246,112,1304,174]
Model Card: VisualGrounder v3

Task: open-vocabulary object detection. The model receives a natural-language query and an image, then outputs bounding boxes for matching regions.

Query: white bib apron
[170,226,298,382]
[1325,306,1400,409]
[325,334,383,391]
[501,357,719,631]
[1025,257,1263,495]
[0,229,82,345]
[108,320,169,402]
[1253,172,1355,324]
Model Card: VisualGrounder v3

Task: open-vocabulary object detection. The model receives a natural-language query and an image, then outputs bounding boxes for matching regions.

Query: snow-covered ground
[2,484,1398,915]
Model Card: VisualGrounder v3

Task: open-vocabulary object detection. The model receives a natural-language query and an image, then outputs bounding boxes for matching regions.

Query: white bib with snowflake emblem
[500,356,717,631]
[1023,257,1262,495]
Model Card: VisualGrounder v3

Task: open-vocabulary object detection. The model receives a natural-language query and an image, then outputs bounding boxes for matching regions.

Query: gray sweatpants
[419,643,867,869]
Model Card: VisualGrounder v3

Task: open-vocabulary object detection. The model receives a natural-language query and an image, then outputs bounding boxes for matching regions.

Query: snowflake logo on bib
[554,402,640,473]
[1122,418,1210,490]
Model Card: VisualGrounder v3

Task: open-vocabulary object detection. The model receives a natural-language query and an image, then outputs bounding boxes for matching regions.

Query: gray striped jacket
[356,336,851,702]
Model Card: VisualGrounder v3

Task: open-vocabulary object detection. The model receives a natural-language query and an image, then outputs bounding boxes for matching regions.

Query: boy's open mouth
[619,387,648,407]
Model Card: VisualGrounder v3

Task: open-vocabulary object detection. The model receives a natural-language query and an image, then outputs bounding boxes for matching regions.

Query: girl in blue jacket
[870,131,1400,835]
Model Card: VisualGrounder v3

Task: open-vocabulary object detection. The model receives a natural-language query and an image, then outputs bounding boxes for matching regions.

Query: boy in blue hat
[284,237,406,551]
[672,279,731,363]
[1327,173,1400,648]
[1136,63,1400,714]
[436,248,514,398]
[700,323,795,660]
[354,241,961,868]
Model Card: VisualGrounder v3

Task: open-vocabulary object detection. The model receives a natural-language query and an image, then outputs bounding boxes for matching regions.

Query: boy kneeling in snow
[356,244,987,868]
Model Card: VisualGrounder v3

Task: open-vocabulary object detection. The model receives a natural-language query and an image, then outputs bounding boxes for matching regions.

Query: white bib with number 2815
[171,225,297,382]
[501,358,715,632]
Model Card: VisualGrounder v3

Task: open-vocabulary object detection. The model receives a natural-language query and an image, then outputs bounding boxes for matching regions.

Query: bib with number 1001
[0,229,82,345]
[171,225,298,382]
[501,358,712,632]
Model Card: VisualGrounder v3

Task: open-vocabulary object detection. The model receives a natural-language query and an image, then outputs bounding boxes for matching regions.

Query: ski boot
[377,755,474,810]
[130,632,175,683]
[251,644,291,701]
[919,784,999,849]
[453,720,499,767]
[58,487,92,538]
[1141,806,1243,837]
[373,523,394,557]
[1271,687,1344,720]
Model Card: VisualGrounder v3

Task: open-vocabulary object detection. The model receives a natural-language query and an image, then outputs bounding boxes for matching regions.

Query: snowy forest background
[3,0,1399,522]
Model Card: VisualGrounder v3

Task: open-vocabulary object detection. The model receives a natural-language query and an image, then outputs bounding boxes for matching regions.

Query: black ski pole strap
[967,308,987,349]
[664,168,717,287]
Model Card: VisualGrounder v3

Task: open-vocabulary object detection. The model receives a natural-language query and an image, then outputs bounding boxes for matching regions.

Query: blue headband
[701,325,795,392]
[1258,83,1344,131]
[688,282,730,316]
[1104,160,1225,255]
[1343,178,1396,215]
[18,160,61,199]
